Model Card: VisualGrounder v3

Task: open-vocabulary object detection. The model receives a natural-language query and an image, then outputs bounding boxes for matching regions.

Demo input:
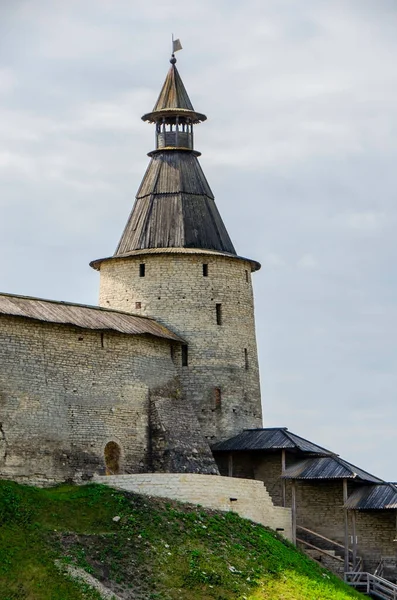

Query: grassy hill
[0,480,364,600]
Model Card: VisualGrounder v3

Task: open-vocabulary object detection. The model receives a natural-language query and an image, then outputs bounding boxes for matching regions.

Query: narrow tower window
[244,348,249,370]
[203,263,208,277]
[139,263,145,277]
[214,388,222,409]
[245,269,249,283]
[216,303,222,325]
[182,344,188,367]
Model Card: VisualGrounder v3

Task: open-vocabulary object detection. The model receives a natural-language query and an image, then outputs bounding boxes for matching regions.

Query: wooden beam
[281,449,286,507]
[296,537,345,563]
[291,480,297,545]
[297,525,347,552]
[343,478,349,574]
[352,510,357,567]
[228,452,233,477]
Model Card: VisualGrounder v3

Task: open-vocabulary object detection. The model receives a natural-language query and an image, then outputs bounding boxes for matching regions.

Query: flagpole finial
[170,37,182,64]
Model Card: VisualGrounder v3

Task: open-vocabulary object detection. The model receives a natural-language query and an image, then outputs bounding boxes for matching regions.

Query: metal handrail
[352,556,363,573]
[375,557,397,578]
[345,571,397,600]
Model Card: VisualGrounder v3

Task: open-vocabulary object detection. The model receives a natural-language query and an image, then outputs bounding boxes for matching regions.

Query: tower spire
[112,56,237,257]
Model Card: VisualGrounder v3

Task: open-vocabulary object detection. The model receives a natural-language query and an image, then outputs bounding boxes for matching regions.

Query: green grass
[0,480,365,599]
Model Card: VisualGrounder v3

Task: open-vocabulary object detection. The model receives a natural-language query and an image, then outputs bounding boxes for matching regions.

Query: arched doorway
[104,441,121,475]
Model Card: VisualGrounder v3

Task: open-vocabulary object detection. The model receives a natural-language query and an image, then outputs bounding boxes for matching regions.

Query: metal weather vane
[171,34,182,62]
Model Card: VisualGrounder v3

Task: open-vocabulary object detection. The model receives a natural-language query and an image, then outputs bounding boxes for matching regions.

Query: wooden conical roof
[153,62,194,112]
[114,151,236,255]
[91,56,261,272]
[113,57,236,257]
[142,59,206,123]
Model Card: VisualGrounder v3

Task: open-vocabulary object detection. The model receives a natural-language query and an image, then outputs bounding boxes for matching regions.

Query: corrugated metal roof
[0,292,184,342]
[113,151,236,257]
[211,428,334,455]
[142,62,206,123]
[345,484,397,510]
[282,456,384,484]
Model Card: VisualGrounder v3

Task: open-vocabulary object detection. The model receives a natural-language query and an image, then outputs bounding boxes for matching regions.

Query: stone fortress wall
[95,472,292,540]
[98,252,262,442]
[0,314,183,482]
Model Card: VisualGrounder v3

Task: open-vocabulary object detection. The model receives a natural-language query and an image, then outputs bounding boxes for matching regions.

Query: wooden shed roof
[344,483,397,510]
[282,456,384,484]
[0,292,183,342]
[211,427,333,456]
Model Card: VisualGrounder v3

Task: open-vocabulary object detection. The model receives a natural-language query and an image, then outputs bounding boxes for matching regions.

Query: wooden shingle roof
[153,62,194,112]
[0,292,183,342]
[142,62,206,123]
[114,151,236,255]
[92,56,259,271]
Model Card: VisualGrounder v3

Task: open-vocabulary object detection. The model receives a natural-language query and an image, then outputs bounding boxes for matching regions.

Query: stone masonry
[0,314,216,482]
[95,472,292,540]
[98,252,262,442]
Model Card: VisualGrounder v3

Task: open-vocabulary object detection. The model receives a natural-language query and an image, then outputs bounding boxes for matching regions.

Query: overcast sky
[1,0,397,480]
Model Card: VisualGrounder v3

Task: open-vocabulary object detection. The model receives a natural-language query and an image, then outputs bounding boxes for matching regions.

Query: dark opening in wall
[135,301,141,309]
[104,441,121,475]
[245,269,249,282]
[139,263,145,277]
[100,333,104,348]
[216,303,222,325]
[214,387,222,409]
[244,348,249,370]
[182,344,188,366]
[203,263,208,277]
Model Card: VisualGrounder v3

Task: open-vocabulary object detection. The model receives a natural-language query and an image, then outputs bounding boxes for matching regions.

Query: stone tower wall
[98,252,263,442]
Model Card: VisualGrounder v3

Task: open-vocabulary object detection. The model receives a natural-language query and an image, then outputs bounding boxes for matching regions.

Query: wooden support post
[281,449,286,507]
[291,480,297,545]
[343,478,349,574]
[228,453,233,477]
[394,510,397,548]
[352,510,357,567]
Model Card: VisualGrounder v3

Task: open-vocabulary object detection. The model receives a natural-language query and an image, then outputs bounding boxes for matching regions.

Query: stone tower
[91,54,263,442]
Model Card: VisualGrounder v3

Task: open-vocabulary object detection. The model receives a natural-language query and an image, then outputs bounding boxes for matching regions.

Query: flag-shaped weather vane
[170,34,182,64]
